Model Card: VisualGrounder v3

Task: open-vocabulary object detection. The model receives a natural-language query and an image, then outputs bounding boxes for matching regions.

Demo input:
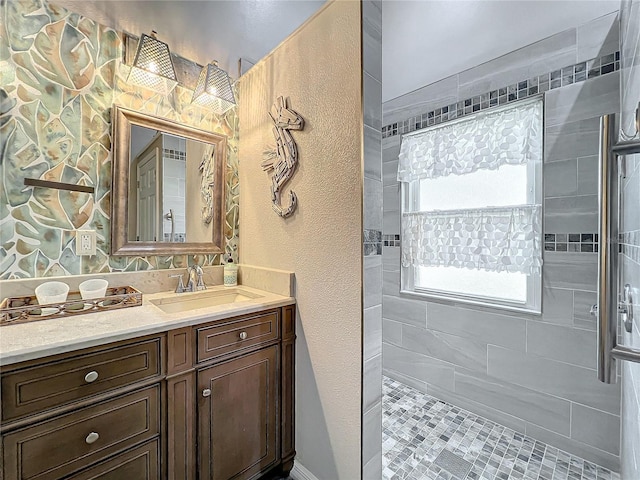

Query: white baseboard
[290,462,321,480]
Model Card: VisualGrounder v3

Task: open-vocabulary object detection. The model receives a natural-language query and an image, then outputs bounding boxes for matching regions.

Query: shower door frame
[597,112,640,383]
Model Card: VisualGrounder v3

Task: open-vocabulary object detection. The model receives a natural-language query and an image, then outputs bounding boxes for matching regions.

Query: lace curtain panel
[397,99,543,182]
[401,205,543,275]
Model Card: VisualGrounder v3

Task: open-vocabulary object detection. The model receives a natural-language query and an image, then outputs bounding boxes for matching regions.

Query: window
[398,97,543,313]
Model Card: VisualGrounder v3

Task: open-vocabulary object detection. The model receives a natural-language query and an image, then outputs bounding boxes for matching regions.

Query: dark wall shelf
[24,178,95,194]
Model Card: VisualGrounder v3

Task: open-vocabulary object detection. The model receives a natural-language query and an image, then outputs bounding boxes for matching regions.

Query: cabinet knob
[239,331,248,340]
[85,432,100,444]
[84,371,99,383]
[202,388,212,397]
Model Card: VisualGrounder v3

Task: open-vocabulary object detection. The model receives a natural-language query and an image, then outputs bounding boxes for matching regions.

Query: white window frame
[399,98,544,314]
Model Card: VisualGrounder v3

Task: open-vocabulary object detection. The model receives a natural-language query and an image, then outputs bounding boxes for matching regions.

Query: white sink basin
[150,287,264,314]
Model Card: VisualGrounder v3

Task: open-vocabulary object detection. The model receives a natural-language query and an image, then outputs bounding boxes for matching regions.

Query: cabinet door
[198,346,278,480]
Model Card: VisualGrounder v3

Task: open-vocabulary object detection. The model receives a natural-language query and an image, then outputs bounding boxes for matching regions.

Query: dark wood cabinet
[0,304,295,480]
[1,334,165,480]
[180,306,296,480]
[195,310,279,363]
[198,346,278,480]
[1,336,163,425]
[280,305,296,472]
[166,327,197,480]
[3,385,160,480]
[65,440,160,480]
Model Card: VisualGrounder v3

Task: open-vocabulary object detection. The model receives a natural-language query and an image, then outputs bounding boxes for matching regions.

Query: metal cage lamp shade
[192,61,236,114]
[127,31,178,95]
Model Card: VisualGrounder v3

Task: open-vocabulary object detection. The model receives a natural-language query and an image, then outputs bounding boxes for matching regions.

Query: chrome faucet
[169,273,186,293]
[186,265,206,292]
[169,265,205,293]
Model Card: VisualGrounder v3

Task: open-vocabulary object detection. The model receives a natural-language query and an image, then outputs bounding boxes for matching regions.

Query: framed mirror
[111,106,227,256]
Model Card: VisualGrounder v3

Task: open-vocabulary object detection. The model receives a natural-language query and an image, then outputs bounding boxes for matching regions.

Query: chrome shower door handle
[596,113,617,384]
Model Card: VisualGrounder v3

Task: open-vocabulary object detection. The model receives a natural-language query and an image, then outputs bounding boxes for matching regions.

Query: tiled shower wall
[620,0,640,141]
[382,13,622,470]
[0,0,239,279]
[620,1,640,479]
[161,136,187,241]
[362,1,383,478]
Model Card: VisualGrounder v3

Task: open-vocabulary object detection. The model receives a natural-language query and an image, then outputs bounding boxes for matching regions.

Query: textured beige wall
[238,2,363,478]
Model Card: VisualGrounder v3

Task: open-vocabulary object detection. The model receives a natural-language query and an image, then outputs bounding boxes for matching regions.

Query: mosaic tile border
[382,376,620,480]
[163,148,186,161]
[621,230,640,246]
[383,234,400,247]
[621,230,640,263]
[163,233,186,242]
[384,233,600,254]
[544,233,599,253]
[382,52,621,139]
[364,229,382,256]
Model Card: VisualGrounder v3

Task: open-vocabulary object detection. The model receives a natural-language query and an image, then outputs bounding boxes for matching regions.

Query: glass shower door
[595,111,640,384]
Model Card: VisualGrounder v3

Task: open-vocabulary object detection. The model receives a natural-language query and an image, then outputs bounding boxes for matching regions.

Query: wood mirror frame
[111,105,227,256]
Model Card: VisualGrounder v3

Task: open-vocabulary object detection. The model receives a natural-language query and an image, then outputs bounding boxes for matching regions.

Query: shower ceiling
[383,0,621,101]
[52,0,621,101]
[51,0,325,79]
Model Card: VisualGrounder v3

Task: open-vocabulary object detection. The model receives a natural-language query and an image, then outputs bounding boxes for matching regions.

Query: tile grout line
[382,375,620,480]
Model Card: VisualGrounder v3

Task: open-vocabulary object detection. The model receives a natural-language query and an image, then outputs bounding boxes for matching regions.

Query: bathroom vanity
[0,285,295,480]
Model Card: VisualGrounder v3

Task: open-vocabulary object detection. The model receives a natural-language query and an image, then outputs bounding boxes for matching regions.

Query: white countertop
[0,285,295,366]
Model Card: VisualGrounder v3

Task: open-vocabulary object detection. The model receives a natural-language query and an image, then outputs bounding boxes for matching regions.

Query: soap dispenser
[223,256,238,287]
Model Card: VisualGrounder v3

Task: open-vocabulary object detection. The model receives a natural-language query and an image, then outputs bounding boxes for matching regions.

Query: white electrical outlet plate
[75,230,96,256]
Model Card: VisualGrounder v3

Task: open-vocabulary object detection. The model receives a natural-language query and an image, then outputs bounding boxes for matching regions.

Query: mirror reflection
[128,126,216,244]
[112,106,226,256]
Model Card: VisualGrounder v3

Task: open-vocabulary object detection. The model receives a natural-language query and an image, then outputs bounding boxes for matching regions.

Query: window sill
[399,288,542,316]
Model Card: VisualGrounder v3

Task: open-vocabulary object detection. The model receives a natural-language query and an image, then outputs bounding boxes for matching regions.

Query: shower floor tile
[382,377,619,480]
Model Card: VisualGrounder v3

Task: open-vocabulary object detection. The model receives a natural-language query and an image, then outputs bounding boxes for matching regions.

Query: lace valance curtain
[397,100,543,182]
[401,205,542,275]
[398,99,543,276]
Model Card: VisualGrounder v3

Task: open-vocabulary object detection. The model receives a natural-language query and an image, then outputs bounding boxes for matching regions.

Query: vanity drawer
[65,439,160,480]
[2,385,160,480]
[196,310,279,363]
[1,336,163,423]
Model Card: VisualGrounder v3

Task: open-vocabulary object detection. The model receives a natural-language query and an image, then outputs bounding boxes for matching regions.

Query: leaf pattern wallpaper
[0,0,240,279]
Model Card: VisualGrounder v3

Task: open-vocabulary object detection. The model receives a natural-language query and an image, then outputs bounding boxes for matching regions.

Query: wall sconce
[192,61,236,115]
[122,32,236,114]
[126,31,178,95]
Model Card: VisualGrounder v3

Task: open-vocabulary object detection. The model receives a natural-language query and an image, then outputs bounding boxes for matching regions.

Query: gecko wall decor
[261,96,305,218]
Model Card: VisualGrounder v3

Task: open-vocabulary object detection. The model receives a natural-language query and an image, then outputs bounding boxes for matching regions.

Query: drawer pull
[202,388,212,397]
[85,432,100,444]
[239,331,248,340]
[84,371,99,383]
